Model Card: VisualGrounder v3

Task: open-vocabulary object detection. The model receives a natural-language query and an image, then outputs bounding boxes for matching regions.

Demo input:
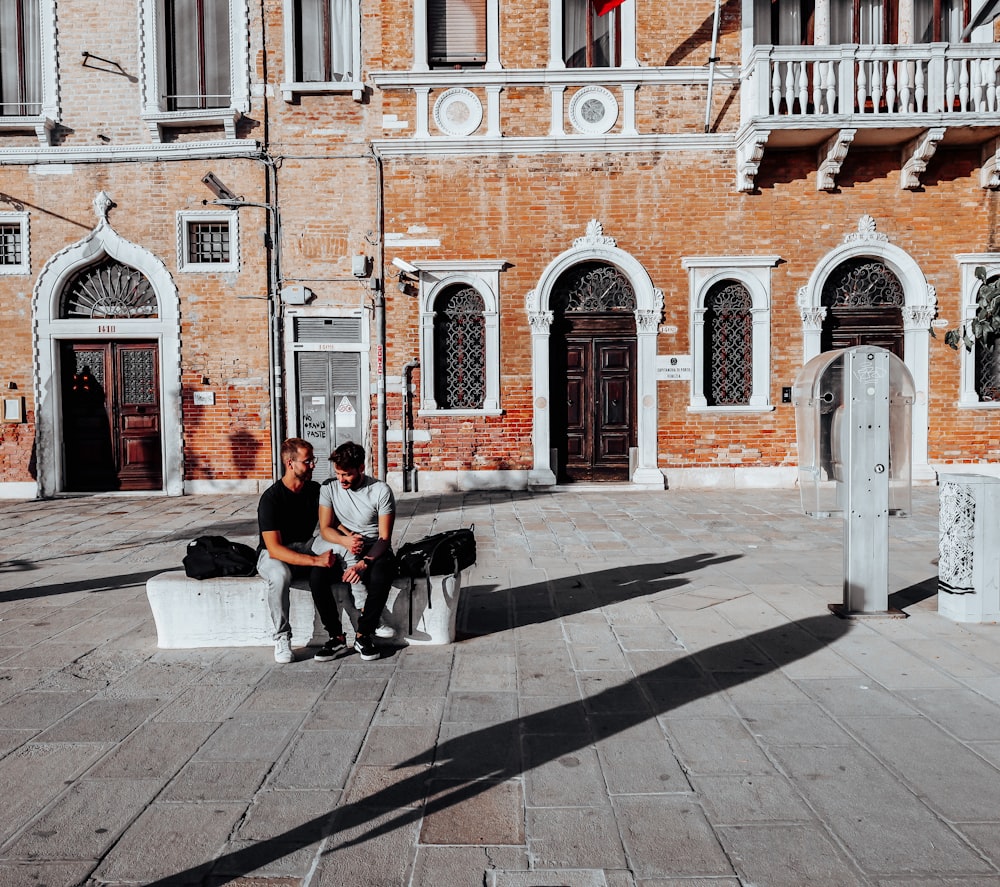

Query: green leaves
[945,266,1000,353]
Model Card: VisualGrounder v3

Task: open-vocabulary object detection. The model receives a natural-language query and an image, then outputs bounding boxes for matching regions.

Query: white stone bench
[145,571,462,649]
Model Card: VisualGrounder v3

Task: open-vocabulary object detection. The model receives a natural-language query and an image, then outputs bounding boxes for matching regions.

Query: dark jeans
[309,550,397,638]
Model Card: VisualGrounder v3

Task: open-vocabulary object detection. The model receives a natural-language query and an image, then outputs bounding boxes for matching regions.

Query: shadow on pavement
[141,602,851,886]
[0,568,165,601]
[888,575,938,611]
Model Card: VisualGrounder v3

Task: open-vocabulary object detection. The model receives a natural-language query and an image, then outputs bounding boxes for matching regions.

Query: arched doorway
[549,262,637,482]
[821,257,905,358]
[33,192,182,496]
[526,220,664,488]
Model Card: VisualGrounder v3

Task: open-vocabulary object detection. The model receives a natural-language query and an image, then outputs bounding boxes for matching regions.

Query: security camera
[201,172,238,202]
[392,257,419,274]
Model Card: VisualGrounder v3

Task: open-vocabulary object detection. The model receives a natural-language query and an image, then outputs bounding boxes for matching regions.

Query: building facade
[0,0,998,498]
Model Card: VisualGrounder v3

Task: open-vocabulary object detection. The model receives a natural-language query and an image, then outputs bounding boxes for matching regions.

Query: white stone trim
[415,262,503,413]
[682,255,780,410]
[797,214,936,478]
[956,253,1000,407]
[0,141,260,164]
[0,481,40,499]
[139,0,251,141]
[411,0,501,72]
[176,210,240,273]
[0,0,59,144]
[547,0,638,69]
[525,220,663,487]
[0,212,31,275]
[280,0,364,101]
[32,192,183,497]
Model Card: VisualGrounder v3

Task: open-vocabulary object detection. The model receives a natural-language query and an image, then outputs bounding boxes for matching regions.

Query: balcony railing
[747,43,1000,118]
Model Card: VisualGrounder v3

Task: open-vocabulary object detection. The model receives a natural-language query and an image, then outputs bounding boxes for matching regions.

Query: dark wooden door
[822,306,903,358]
[552,315,636,482]
[62,341,162,492]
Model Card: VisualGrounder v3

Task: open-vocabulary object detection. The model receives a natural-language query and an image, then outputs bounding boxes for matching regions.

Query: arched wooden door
[821,257,904,358]
[549,262,637,483]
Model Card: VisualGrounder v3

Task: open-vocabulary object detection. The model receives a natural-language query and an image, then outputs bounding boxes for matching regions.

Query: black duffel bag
[183,535,258,580]
[396,526,476,580]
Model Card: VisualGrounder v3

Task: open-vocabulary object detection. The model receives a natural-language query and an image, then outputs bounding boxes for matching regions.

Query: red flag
[592,0,626,15]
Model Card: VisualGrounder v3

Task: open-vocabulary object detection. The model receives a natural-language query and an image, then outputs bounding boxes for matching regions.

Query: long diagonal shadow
[144,604,851,885]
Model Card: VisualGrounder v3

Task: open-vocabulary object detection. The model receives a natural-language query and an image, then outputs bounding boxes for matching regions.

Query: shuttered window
[428,0,486,67]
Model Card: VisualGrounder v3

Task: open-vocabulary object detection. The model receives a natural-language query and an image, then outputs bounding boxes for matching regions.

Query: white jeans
[256,540,315,641]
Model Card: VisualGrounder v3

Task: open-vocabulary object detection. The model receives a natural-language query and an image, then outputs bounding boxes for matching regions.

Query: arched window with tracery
[59,259,159,319]
[704,280,753,406]
[433,284,486,410]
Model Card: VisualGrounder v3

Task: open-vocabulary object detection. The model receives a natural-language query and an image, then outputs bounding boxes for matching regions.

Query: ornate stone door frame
[32,192,183,496]
[526,221,663,487]
[797,215,937,480]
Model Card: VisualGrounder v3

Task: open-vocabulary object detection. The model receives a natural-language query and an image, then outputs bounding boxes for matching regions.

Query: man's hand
[343,560,367,583]
[314,550,336,568]
[346,533,365,555]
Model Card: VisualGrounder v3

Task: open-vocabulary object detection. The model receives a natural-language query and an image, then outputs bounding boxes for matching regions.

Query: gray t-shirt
[319,475,395,542]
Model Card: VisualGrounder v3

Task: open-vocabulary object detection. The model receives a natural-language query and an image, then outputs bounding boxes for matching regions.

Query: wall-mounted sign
[193,391,215,406]
[656,354,692,381]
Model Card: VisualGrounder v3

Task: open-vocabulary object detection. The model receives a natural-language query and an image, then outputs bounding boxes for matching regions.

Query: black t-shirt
[257,479,320,551]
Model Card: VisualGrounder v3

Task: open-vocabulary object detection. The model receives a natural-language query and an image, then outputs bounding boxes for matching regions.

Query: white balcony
[738,42,1000,191]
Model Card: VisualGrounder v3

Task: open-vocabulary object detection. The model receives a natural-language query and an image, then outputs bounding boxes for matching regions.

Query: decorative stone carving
[843,214,889,244]
[737,130,769,193]
[939,481,975,593]
[901,127,946,191]
[817,129,856,192]
[433,88,483,138]
[573,219,617,250]
[568,86,618,136]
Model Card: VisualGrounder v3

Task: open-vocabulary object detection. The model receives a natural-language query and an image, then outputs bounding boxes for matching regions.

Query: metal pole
[704,0,722,133]
[371,147,388,482]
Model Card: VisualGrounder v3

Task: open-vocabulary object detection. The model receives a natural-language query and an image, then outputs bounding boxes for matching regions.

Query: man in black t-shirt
[257,438,335,663]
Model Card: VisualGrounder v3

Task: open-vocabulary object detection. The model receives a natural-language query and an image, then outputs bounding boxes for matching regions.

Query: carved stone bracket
[799,305,827,330]
[736,129,770,193]
[981,138,1000,190]
[901,127,946,191]
[528,309,553,333]
[817,129,856,192]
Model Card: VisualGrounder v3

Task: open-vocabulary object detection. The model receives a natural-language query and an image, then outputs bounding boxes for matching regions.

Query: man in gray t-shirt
[308,442,396,662]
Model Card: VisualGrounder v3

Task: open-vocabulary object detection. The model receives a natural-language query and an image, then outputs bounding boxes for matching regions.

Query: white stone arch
[32,192,183,497]
[418,265,502,413]
[796,214,937,479]
[525,220,664,487]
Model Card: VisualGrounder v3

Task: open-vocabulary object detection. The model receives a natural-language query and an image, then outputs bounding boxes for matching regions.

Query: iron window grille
[0,224,22,265]
[551,262,635,313]
[60,260,159,320]
[187,221,231,265]
[704,281,753,406]
[433,285,486,410]
[822,257,905,307]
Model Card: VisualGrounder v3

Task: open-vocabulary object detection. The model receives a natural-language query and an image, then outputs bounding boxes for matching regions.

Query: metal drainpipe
[371,146,388,482]
[401,359,420,491]
[704,0,722,133]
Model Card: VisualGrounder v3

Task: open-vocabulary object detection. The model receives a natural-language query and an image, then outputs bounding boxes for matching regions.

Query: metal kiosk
[792,345,915,617]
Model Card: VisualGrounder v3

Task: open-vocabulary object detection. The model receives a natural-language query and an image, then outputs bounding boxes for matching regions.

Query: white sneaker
[274,636,293,663]
[375,623,395,639]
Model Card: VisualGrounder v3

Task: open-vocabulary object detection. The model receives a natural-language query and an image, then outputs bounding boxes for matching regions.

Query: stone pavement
[1,485,999,887]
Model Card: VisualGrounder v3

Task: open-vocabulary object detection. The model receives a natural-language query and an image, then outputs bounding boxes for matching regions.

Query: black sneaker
[354,634,379,661]
[314,635,346,662]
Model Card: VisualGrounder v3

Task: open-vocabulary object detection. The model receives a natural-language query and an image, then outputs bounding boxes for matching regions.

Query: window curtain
[563,0,614,67]
[296,0,353,81]
[830,0,852,41]
[0,0,40,116]
[163,0,231,109]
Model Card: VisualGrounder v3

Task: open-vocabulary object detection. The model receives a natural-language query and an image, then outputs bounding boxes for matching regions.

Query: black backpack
[183,535,258,580]
[396,527,476,579]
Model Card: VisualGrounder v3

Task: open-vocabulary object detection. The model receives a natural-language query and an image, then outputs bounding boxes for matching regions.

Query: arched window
[974,273,1000,402]
[704,281,753,406]
[59,259,159,320]
[433,285,486,410]
[550,261,635,313]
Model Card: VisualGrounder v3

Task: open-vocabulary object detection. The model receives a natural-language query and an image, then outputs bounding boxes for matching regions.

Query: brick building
[1,0,999,498]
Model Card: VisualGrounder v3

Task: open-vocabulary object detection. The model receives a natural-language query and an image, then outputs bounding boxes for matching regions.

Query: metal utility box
[938,473,1000,623]
[792,347,914,519]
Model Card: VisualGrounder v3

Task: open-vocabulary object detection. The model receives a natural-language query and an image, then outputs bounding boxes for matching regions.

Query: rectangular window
[914,0,968,41]
[428,0,487,67]
[831,0,896,43]
[160,0,231,110]
[0,0,41,116]
[294,0,355,81]
[564,0,619,67]
[0,223,22,265]
[188,222,230,264]
[756,0,816,44]
[178,211,238,272]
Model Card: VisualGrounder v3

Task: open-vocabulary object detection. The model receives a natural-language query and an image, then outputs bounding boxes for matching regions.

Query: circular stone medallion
[433,88,484,138]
